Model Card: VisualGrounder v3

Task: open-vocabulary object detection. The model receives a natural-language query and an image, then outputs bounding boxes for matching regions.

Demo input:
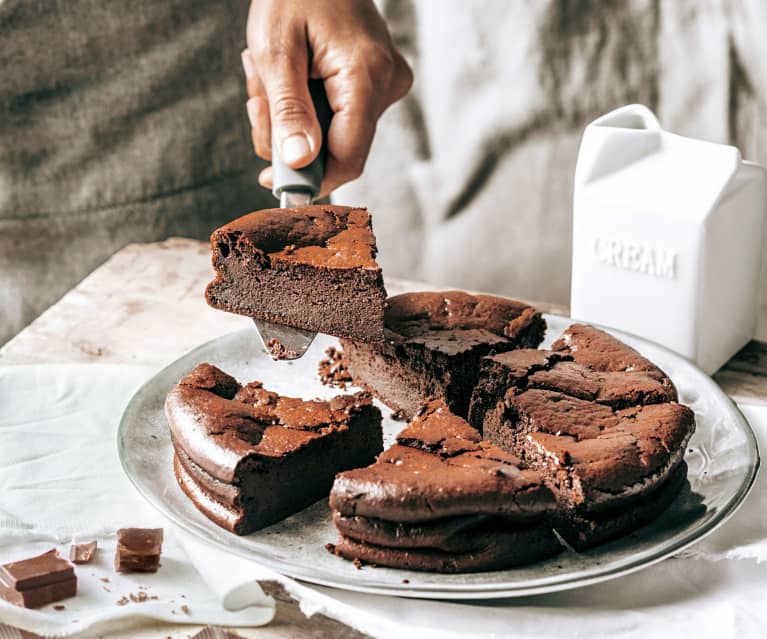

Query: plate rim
[118,314,761,599]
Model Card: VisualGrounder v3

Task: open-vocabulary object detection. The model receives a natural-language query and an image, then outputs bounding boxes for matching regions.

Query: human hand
[243,0,413,196]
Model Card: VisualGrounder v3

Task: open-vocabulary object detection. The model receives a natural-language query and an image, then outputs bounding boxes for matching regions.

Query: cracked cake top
[165,363,376,483]
[329,399,555,524]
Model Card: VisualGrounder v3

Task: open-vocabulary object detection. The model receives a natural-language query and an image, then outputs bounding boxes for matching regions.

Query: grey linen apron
[0,0,273,345]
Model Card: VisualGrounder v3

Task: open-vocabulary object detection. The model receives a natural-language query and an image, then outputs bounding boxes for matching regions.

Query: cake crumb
[401,579,410,584]
[180,604,191,615]
[391,408,408,421]
[265,338,298,360]
[324,542,336,554]
[318,346,352,389]
[116,596,129,606]
[352,558,363,570]
[100,577,110,583]
[53,604,66,611]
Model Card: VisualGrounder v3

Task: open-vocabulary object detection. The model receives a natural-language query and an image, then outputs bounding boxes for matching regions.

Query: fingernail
[259,167,273,187]
[241,49,255,78]
[246,97,259,127]
[281,134,311,165]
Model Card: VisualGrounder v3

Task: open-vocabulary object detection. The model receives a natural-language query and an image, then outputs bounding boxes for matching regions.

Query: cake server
[252,78,332,360]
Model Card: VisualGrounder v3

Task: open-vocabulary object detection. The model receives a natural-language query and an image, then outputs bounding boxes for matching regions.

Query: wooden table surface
[2,237,766,638]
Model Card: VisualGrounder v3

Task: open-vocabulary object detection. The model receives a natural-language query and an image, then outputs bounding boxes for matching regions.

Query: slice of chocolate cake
[165,363,383,535]
[467,326,695,549]
[328,400,562,573]
[340,291,546,420]
[205,205,387,342]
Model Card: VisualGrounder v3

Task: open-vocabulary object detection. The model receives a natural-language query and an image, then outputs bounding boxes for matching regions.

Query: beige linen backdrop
[339,0,767,339]
[2,0,766,346]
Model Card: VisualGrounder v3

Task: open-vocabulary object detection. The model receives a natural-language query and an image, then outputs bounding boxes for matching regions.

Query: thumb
[256,38,321,169]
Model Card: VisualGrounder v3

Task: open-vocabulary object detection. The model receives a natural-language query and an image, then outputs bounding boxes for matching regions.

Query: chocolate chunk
[69,540,97,564]
[0,549,74,591]
[115,528,163,573]
[0,549,77,609]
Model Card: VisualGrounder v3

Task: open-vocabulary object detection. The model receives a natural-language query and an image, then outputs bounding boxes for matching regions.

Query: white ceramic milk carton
[571,104,766,374]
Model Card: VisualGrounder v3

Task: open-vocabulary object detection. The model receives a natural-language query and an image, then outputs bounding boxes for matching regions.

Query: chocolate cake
[205,205,387,342]
[328,400,562,572]
[165,363,383,535]
[468,325,695,549]
[340,291,546,420]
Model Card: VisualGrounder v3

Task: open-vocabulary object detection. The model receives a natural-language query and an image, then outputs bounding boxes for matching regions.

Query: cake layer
[330,521,562,573]
[336,462,689,556]
[341,291,545,419]
[205,205,386,341]
[553,461,690,550]
[174,453,243,533]
[334,512,507,553]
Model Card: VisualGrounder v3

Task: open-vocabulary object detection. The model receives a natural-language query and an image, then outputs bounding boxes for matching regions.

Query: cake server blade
[251,79,332,361]
[252,317,317,360]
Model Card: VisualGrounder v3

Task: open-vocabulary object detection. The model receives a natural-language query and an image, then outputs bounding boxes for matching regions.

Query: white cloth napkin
[1,363,766,639]
[0,365,274,637]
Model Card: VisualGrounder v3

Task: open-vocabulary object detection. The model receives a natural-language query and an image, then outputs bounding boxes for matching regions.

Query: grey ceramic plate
[118,315,759,599]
